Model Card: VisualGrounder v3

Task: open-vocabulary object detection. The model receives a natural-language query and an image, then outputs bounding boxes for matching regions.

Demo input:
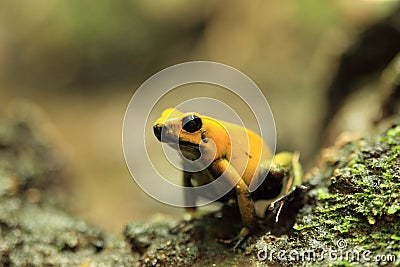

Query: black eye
[182,115,202,133]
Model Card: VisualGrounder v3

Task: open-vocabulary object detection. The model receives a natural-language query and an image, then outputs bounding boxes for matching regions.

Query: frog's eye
[182,115,202,133]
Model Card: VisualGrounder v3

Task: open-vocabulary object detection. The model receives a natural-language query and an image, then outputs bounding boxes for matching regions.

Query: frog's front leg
[183,170,197,218]
[210,159,257,247]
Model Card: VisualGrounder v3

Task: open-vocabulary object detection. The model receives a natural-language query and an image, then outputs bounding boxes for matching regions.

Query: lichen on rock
[261,120,400,266]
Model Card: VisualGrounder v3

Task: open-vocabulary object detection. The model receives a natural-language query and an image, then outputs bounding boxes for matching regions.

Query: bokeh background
[0,0,398,232]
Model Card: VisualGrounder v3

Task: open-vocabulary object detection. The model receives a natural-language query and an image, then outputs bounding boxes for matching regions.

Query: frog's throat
[165,140,199,151]
[178,140,199,149]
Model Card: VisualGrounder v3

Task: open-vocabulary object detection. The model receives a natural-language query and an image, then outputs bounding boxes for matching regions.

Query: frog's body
[153,108,302,246]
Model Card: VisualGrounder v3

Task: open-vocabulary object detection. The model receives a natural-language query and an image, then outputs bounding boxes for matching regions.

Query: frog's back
[219,120,272,186]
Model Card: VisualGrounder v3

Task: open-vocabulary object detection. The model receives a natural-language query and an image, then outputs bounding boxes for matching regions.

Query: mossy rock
[1,104,399,266]
[0,107,137,266]
[255,120,400,266]
[123,120,400,266]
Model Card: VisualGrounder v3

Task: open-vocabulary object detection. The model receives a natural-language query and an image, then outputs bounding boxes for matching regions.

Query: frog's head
[153,108,228,160]
[153,108,204,148]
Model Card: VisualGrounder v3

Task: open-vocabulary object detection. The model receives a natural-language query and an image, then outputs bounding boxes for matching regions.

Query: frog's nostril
[153,125,162,141]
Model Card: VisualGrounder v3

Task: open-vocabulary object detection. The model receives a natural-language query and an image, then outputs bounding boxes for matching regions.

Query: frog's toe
[183,212,194,221]
[217,227,250,250]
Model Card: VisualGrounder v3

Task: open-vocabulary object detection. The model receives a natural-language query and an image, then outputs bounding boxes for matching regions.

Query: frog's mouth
[167,141,200,153]
[154,124,200,151]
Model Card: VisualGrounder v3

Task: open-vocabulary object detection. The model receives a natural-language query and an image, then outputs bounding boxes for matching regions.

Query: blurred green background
[0,0,398,232]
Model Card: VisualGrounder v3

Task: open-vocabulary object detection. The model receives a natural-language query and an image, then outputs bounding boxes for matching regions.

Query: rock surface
[0,105,399,266]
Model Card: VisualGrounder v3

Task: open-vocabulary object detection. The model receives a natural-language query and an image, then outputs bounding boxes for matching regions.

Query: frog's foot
[184,207,217,221]
[217,227,250,250]
[269,185,307,209]
[183,211,195,222]
[183,206,203,221]
[267,185,308,222]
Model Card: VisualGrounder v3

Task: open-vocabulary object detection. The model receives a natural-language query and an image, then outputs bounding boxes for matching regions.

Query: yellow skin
[153,108,302,245]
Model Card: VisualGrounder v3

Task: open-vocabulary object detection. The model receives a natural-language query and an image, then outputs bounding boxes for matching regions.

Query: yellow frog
[153,108,302,247]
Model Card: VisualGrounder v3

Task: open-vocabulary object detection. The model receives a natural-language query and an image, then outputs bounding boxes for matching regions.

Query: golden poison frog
[153,108,303,247]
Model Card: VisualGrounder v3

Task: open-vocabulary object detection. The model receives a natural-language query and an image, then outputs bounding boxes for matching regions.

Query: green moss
[3,104,400,266]
[293,223,317,231]
[388,204,400,215]
[391,235,400,241]
[280,122,400,266]
[329,260,356,267]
